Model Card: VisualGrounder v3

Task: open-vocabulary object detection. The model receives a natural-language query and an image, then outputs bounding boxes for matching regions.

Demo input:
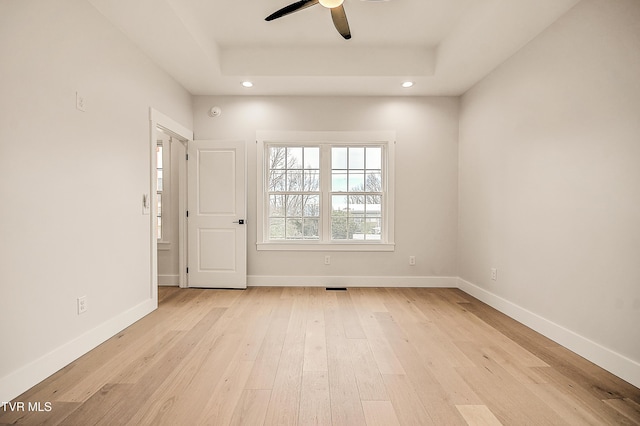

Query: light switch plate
[142,193,150,215]
[76,92,86,112]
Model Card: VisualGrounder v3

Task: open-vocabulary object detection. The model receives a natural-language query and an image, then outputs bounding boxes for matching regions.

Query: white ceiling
[88,0,580,96]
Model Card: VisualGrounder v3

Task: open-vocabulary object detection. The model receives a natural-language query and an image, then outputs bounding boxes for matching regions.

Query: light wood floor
[2,287,639,425]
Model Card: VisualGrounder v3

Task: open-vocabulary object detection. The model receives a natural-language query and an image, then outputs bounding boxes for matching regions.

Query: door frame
[149,108,193,302]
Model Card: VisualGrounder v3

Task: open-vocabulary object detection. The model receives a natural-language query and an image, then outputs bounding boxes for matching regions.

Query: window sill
[256,242,395,252]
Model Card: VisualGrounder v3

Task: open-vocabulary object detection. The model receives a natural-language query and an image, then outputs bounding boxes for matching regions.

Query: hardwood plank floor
[2,287,639,426]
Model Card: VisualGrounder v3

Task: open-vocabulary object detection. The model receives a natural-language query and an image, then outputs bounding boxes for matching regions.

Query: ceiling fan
[265,0,352,40]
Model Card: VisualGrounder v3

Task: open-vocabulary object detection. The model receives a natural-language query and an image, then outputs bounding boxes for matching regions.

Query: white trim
[149,108,193,291]
[248,275,457,288]
[256,131,396,249]
[3,276,637,400]
[150,109,193,141]
[158,274,180,286]
[157,242,171,251]
[149,119,158,300]
[457,278,640,389]
[0,299,155,403]
[178,141,188,288]
[256,242,395,252]
[257,130,397,143]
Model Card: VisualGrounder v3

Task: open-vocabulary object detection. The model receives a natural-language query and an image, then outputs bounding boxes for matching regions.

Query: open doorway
[149,109,192,304]
[156,128,186,287]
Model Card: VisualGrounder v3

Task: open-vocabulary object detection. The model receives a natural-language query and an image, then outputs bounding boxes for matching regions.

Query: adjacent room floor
[2,286,639,425]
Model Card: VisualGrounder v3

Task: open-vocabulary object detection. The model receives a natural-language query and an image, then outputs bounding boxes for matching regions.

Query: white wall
[3,0,637,403]
[193,96,459,286]
[0,0,192,401]
[458,0,640,385]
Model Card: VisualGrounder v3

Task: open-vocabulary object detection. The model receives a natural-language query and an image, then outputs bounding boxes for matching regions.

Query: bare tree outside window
[263,141,388,244]
[331,146,383,240]
[267,146,320,240]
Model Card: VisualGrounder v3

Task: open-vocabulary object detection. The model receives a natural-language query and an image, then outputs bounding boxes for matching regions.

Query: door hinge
[186,267,189,274]
[186,153,189,160]
[186,210,189,218]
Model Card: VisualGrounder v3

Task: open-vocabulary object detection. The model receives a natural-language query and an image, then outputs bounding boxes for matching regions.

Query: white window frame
[256,131,395,252]
[157,136,172,250]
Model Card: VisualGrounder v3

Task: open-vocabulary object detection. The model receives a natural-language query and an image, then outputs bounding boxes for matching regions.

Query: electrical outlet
[491,268,498,281]
[409,256,416,266]
[77,296,87,314]
[324,255,331,265]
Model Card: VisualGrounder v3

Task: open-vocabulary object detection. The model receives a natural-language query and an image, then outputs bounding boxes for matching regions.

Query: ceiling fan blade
[265,0,319,21]
[330,5,351,39]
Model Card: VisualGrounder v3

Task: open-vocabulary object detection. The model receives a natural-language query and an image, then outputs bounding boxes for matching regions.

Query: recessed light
[402,81,414,88]
[242,81,253,88]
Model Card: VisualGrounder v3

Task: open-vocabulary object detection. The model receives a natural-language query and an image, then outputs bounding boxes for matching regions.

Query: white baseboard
[0,298,156,403]
[3,278,638,403]
[457,278,640,389]
[248,275,458,288]
[158,274,179,286]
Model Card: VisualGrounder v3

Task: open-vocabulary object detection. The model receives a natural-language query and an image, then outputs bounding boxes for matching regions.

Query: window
[257,131,395,251]
[267,146,321,240]
[330,146,383,241]
[156,134,171,247]
[156,142,164,240]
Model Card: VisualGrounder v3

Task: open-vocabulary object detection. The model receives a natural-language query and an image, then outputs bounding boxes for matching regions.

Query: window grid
[266,146,321,240]
[330,146,383,241]
[156,144,163,240]
[265,144,386,243]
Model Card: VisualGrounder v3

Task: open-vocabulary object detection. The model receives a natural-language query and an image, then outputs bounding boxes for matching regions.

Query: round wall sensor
[208,106,222,117]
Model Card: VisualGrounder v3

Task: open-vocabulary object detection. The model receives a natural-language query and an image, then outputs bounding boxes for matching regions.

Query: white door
[187,140,246,288]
